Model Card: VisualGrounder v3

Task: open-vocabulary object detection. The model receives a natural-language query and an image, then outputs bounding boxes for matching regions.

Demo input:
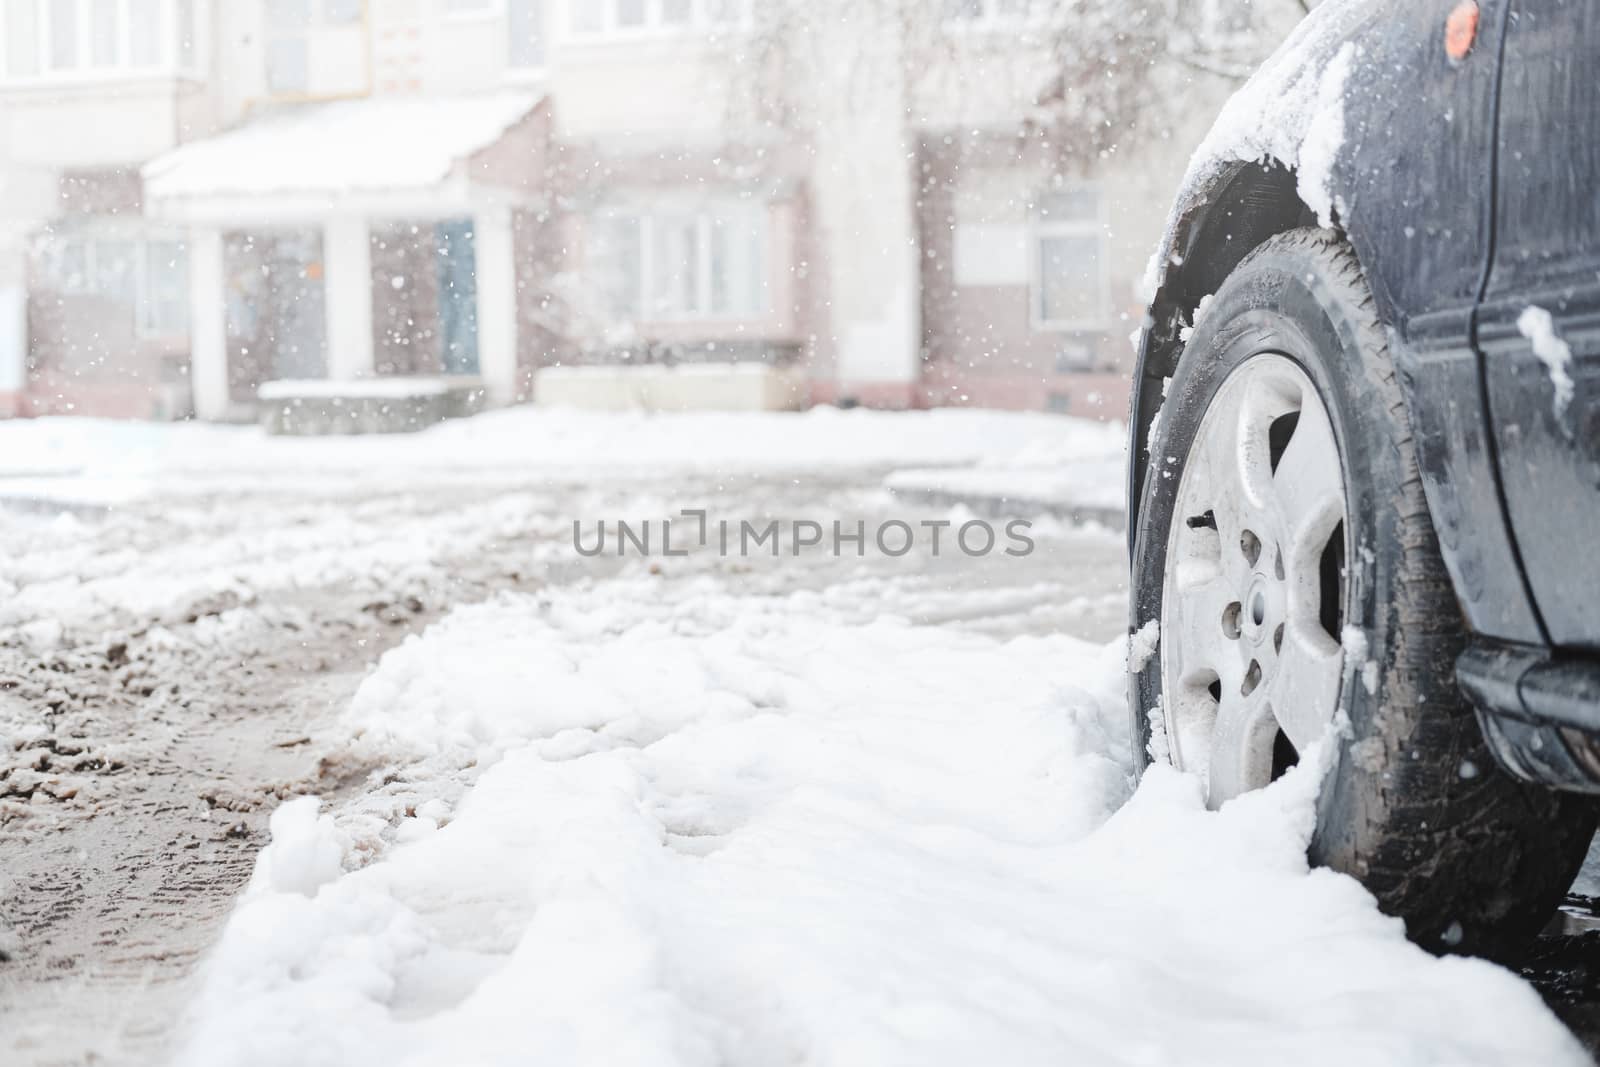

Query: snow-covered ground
[170,578,1583,1067]
[0,407,1124,507]
[0,409,1589,1066]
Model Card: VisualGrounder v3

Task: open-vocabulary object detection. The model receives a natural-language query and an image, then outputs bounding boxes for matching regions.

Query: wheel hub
[1242,578,1277,645]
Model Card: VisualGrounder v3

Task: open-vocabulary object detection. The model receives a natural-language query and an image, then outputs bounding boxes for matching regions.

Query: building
[0,0,1234,423]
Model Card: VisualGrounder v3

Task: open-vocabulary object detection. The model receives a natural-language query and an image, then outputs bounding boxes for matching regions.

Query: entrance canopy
[142,91,548,224]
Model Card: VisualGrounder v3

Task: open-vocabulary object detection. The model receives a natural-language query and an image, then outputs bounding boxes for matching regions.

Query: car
[1127,0,1599,959]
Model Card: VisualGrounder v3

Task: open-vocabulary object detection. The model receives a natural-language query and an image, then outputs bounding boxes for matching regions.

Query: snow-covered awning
[142,91,547,223]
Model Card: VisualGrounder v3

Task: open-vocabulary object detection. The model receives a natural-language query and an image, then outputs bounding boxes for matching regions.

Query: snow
[1517,306,1577,420]
[1295,44,1355,229]
[1139,0,1368,306]
[0,408,1109,492]
[258,378,463,401]
[142,91,542,200]
[543,363,785,380]
[0,409,1122,639]
[171,580,1587,1067]
[1177,292,1215,343]
[1341,625,1378,696]
[1145,700,1171,766]
[255,797,349,898]
[882,417,1127,514]
[1126,618,1159,674]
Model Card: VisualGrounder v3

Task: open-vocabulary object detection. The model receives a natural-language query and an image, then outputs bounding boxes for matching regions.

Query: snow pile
[254,797,349,898]
[1517,306,1577,420]
[173,582,1586,1067]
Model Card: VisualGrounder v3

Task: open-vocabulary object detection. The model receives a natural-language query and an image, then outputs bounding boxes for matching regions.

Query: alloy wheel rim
[1159,353,1349,807]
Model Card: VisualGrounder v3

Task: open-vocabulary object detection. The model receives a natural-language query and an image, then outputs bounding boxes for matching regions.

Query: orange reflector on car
[1446,1,1479,61]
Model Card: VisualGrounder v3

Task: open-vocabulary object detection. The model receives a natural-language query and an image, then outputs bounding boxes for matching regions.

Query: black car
[1127,0,1599,957]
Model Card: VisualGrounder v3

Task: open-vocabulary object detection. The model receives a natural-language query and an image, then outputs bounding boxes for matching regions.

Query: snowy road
[0,410,1592,1066]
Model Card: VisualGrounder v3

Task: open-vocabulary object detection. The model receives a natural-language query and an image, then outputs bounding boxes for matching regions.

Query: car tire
[1129,227,1596,958]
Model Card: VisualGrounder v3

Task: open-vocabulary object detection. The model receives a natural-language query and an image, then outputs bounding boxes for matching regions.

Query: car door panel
[1483,0,1600,651]
[1334,0,1544,642]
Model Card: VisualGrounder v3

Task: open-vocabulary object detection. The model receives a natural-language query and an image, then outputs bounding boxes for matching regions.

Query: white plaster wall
[548,41,730,142]
[0,150,61,396]
[801,0,920,389]
[2,85,187,168]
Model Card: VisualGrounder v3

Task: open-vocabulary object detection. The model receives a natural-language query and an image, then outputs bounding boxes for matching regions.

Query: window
[442,0,494,15]
[568,0,748,37]
[34,233,190,336]
[1032,185,1108,330]
[89,0,117,66]
[175,0,194,66]
[48,0,78,69]
[592,204,767,322]
[129,0,159,65]
[0,0,199,80]
[141,239,190,335]
[266,0,361,95]
[507,0,545,69]
[4,0,39,76]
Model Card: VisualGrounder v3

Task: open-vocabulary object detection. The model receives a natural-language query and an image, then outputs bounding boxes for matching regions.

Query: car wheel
[1130,227,1596,958]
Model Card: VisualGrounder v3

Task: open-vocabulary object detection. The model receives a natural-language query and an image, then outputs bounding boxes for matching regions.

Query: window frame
[0,0,204,85]
[1029,182,1111,333]
[34,228,191,338]
[596,203,769,325]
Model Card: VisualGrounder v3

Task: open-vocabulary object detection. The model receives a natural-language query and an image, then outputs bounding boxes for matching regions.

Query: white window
[35,233,190,336]
[1032,185,1109,331]
[0,0,200,80]
[592,204,767,322]
[567,0,747,37]
[507,0,545,69]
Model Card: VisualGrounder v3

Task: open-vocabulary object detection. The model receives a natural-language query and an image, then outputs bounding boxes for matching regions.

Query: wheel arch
[1126,159,1394,559]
